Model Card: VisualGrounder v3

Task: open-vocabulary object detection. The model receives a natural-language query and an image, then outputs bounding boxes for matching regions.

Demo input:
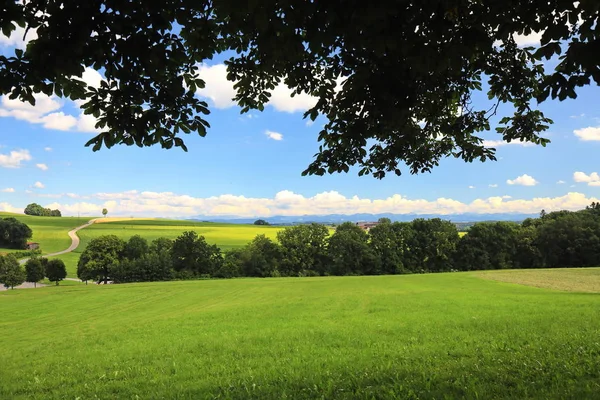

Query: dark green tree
[0,254,26,289]
[0,217,33,249]
[239,235,282,278]
[454,222,521,271]
[25,257,45,288]
[408,218,459,272]
[536,213,600,268]
[78,235,126,283]
[171,231,222,277]
[368,222,412,274]
[4,1,598,177]
[124,235,149,260]
[277,223,330,276]
[253,219,269,226]
[45,259,67,286]
[328,222,380,275]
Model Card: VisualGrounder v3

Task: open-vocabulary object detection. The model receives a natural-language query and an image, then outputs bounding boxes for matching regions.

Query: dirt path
[11,219,98,288]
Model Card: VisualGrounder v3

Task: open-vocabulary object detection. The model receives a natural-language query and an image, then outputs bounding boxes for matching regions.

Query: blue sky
[1,30,599,218]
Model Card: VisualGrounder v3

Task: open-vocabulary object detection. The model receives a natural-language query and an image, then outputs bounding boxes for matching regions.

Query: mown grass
[0,212,91,254]
[1,271,599,399]
[474,268,600,293]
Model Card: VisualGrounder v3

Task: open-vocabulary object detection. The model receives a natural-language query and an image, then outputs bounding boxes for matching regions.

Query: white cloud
[557,180,566,184]
[0,202,21,213]
[40,112,78,130]
[0,149,32,168]
[80,67,104,88]
[574,126,600,141]
[44,147,52,152]
[36,163,48,171]
[1,188,15,193]
[489,184,498,188]
[265,130,283,141]
[483,139,535,148]
[574,171,600,186]
[196,64,237,109]
[0,25,38,48]
[196,63,317,113]
[513,31,543,47]
[9,189,597,218]
[33,181,45,189]
[507,174,538,186]
[0,86,100,134]
[468,186,475,189]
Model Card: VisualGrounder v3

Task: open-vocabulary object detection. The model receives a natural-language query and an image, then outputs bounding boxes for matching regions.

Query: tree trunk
[55,281,59,286]
[34,282,36,288]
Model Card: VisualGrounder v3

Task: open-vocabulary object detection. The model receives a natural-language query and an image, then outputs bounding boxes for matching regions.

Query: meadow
[0,212,91,255]
[1,269,599,399]
[56,219,286,276]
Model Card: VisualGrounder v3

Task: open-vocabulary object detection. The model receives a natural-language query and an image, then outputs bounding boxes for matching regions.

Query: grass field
[53,218,285,276]
[475,268,600,293]
[1,270,599,399]
[0,212,91,255]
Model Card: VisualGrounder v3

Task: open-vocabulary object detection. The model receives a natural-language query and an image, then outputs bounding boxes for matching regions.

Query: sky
[0,28,599,218]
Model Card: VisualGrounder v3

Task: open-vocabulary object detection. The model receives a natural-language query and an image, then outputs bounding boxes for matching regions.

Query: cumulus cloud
[265,130,283,141]
[489,184,498,188]
[196,63,317,113]
[44,147,52,152]
[0,26,38,48]
[468,186,475,189]
[0,149,32,168]
[507,174,538,186]
[574,126,600,141]
[574,171,600,186]
[483,139,535,148]
[0,202,21,213]
[33,181,45,189]
[557,180,566,184]
[6,189,598,218]
[0,70,103,134]
[513,31,543,47]
[1,188,15,193]
[36,163,48,171]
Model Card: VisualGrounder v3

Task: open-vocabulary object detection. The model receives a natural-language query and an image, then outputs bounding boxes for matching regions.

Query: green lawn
[1,270,599,399]
[0,212,91,254]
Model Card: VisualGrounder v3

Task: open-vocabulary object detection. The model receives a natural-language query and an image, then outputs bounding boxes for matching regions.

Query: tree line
[0,217,33,249]
[76,203,600,284]
[24,203,62,217]
[0,256,67,289]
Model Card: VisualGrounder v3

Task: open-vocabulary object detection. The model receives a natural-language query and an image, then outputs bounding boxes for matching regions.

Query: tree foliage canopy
[2,1,598,177]
[0,217,32,249]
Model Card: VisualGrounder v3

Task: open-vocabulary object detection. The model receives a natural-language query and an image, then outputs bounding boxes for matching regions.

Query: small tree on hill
[25,258,45,288]
[45,259,67,285]
[0,255,26,289]
[253,219,269,225]
[102,208,108,217]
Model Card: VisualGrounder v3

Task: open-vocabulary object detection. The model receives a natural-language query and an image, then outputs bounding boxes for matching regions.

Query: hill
[0,212,91,255]
[1,270,599,399]
[55,218,286,276]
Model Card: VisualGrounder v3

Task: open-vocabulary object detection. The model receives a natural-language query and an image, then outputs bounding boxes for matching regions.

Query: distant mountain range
[188,212,538,225]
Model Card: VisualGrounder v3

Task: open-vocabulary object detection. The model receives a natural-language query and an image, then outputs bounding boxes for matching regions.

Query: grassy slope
[52,219,285,277]
[0,212,91,254]
[1,271,599,399]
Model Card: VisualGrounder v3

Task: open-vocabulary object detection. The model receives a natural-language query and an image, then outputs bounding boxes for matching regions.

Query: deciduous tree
[45,259,67,285]
[78,235,125,284]
[4,1,598,177]
[25,257,45,287]
[0,254,26,289]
